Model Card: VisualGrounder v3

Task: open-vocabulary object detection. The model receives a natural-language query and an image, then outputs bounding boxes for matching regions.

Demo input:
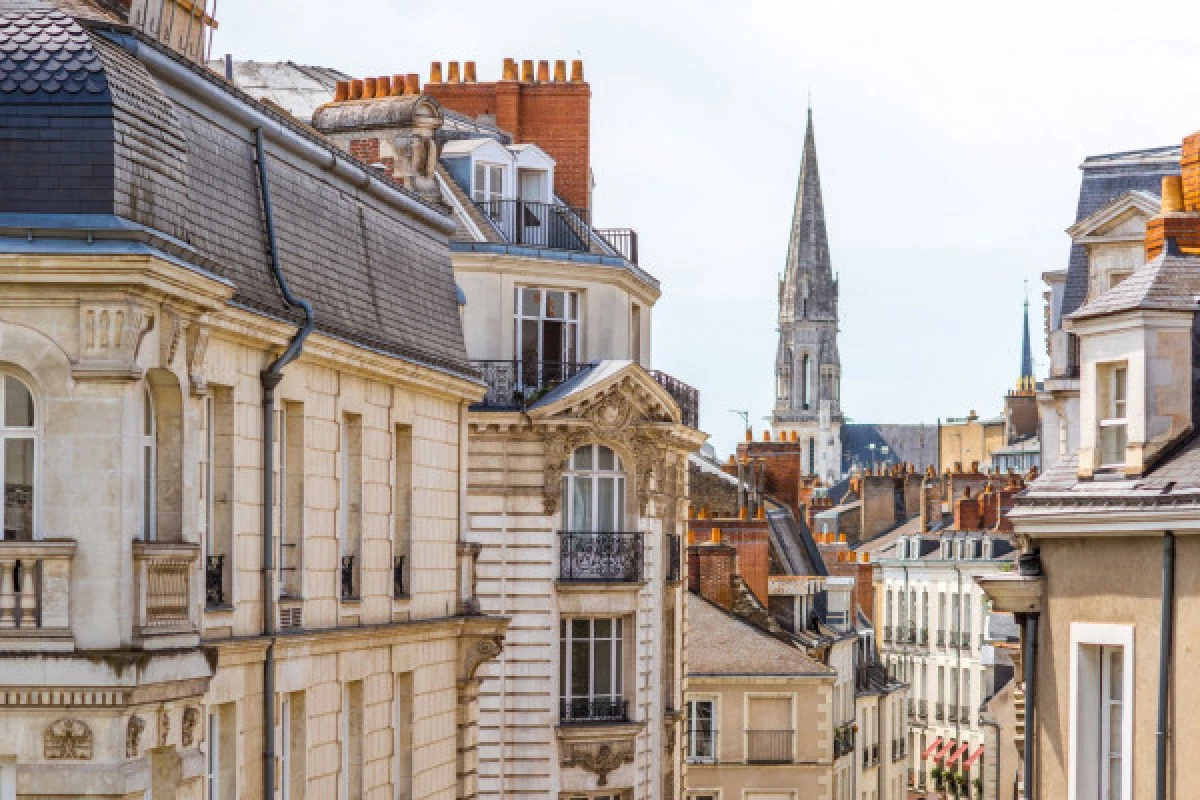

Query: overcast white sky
[213,0,1200,457]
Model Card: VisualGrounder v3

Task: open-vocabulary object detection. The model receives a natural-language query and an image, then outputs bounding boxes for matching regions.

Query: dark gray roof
[842,423,938,473]
[1067,248,1200,320]
[765,502,827,577]
[1062,145,1180,318]
[1022,433,1200,503]
[0,2,472,378]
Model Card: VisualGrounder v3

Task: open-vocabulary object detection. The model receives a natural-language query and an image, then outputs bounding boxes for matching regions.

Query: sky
[212,0,1200,457]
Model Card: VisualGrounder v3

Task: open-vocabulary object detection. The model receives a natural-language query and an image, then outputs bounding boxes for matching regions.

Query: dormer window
[941,539,951,560]
[982,536,993,560]
[1097,362,1128,467]
[473,162,505,216]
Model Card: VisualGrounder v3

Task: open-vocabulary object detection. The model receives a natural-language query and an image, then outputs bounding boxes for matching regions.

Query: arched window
[562,444,626,531]
[2,374,36,541]
[142,387,156,541]
[801,353,811,409]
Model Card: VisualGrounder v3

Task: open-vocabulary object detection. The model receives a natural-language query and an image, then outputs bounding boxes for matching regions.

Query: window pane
[4,376,33,427]
[571,477,592,531]
[519,288,540,317]
[573,446,593,471]
[594,638,612,695]
[144,389,154,436]
[568,292,578,320]
[570,637,590,697]
[1109,649,1123,700]
[4,438,34,540]
[143,444,154,540]
[473,163,485,201]
[594,618,612,638]
[489,166,503,199]
[597,477,615,530]
[596,445,615,471]
[546,291,566,320]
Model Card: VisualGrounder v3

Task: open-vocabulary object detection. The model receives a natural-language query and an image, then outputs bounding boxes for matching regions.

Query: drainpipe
[256,127,316,800]
[1021,613,1037,800]
[979,716,1000,800]
[1156,531,1175,800]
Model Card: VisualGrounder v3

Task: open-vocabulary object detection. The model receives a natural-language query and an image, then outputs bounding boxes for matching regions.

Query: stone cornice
[452,250,661,306]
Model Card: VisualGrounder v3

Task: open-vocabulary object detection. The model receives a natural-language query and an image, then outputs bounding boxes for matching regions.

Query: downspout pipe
[1022,613,1037,800]
[1156,531,1175,800]
[256,127,316,800]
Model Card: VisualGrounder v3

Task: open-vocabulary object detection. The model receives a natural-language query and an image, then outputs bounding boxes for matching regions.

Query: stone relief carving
[44,718,93,760]
[160,308,183,368]
[561,741,634,786]
[541,428,587,515]
[185,323,209,395]
[126,715,144,758]
[158,707,170,747]
[75,302,154,380]
[182,707,198,747]
[459,635,504,684]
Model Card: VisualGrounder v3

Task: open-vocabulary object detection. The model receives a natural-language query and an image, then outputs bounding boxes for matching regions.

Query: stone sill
[555,581,646,592]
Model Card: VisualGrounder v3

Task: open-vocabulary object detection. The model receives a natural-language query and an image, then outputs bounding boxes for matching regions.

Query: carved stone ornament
[186,323,210,395]
[126,715,145,758]
[44,718,93,760]
[160,308,184,368]
[74,302,155,380]
[182,707,198,747]
[562,741,634,786]
[158,707,170,747]
[541,428,588,515]
[460,635,504,683]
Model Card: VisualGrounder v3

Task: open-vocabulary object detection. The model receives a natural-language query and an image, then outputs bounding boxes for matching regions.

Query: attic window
[473,163,505,214]
[1097,362,1128,468]
[1107,269,1132,290]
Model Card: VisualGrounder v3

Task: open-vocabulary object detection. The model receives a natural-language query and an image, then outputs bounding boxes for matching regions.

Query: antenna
[729,409,750,435]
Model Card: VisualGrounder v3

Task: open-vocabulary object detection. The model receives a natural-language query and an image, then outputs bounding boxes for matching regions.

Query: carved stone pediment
[45,718,93,760]
[560,740,635,786]
[74,301,154,381]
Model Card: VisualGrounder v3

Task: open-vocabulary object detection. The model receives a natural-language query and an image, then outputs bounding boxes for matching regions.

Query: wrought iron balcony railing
[559,531,643,583]
[747,730,794,764]
[937,628,946,648]
[948,705,959,723]
[595,227,639,264]
[340,555,356,600]
[907,698,915,718]
[205,554,226,608]
[856,664,889,692]
[918,628,929,647]
[560,697,628,724]
[883,625,893,643]
[647,370,699,428]
[666,533,681,582]
[960,705,971,724]
[475,199,593,253]
[471,359,586,409]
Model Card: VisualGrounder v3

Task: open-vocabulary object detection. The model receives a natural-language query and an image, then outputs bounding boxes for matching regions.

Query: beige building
[979,153,1200,800]
[0,4,504,799]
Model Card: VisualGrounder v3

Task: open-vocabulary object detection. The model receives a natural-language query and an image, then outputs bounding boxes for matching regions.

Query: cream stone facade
[0,5,505,799]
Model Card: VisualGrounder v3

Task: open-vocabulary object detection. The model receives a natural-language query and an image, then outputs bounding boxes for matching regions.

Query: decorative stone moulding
[73,301,154,381]
[44,718,93,760]
[182,706,198,747]
[185,322,210,395]
[126,715,144,758]
[560,740,634,786]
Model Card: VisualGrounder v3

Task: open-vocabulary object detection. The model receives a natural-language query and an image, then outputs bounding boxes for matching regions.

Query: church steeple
[1018,289,1035,392]
[780,108,837,324]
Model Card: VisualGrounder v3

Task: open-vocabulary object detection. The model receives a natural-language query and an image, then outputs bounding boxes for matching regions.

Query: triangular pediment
[527,360,680,428]
[1067,190,1161,241]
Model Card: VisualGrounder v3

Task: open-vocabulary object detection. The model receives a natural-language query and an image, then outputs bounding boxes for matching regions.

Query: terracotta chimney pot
[755,505,765,520]
[537,59,550,82]
[738,506,748,520]
[710,527,721,544]
[404,73,420,95]
[464,61,477,82]
[1163,175,1184,213]
[521,59,534,82]
[502,58,518,81]
[363,77,377,99]
[447,61,461,83]
[429,61,443,84]
[745,428,753,442]
[349,79,364,100]
[390,75,404,96]
[376,76,392,97]
[334,80,349,102]
[570,59,584,82]
[554,59,567,81]
[763,430,771,442]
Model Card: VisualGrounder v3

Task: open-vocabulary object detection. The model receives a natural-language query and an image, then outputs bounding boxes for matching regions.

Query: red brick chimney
[953,487,981,531]
[423,58,592,211]
[688,533,739,610]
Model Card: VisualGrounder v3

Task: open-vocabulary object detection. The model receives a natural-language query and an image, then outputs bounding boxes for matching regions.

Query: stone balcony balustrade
[0,539,75,651]
[132,541,200,649]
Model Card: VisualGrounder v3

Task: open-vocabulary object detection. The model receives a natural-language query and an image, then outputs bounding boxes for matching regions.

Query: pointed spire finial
[1018,280,1034,391]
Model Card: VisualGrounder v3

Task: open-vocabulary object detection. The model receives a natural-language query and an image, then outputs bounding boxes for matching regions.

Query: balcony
[469,360,701,428]
[560,697,629,724]
[833,725,856,759]
[747,730,794,764]
[595,228,639,264]
[960,705,971,724]
[559,531,643,583]
[856,663,889,692]
[907,698,915,719]
[393,554,407,598]
[935,702,945,721]
[132,541,200,648]
[340,555,356,600]
[205,554,227,609]
[0,539,74,651]
[666,533,681,582]
[893,738,907,761]
[475,199,594,254]
[918,627,929,647]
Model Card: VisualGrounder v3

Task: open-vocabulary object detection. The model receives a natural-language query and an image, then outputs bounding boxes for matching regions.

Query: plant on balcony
[973,777,983,795]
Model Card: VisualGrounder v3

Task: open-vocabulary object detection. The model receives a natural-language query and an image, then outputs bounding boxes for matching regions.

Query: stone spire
[780,107,837,324]
[1018,287,1034,391]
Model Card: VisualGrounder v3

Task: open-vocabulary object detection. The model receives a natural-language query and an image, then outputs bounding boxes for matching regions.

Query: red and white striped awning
[946,742,971,766]
[921,737,944,760]
[933,739,957,762]
[962,745,986,770]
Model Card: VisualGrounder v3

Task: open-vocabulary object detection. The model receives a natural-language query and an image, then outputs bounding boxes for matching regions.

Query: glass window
[1,374,36,541]
[1103,646,1123,800]
[1098,362,1128,467]
[513,287,580,389]
[562,445,625,532]
[559,618,625,721]
[686,699,716,763]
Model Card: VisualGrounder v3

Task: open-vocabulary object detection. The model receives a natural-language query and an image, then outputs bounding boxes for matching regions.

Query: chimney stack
[464,61,477,82]
[521,59,534,82]
[570,59,584,82]
[429,61,443,84]
[1163,175,1185,213]
[537,59,550,82]
[447,61,461,83]
[554,59,567,81]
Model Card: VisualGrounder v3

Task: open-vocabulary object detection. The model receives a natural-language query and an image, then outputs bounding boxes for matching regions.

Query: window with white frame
[561,445,626,532]
[472,162,505,211]
[560,618,625,721]
[1,374,36,541]
[141,387,156,541]
[1097,362,1128,468]
[1072,626,1132,800]
[686,698,716,762]
[515,287,579,387]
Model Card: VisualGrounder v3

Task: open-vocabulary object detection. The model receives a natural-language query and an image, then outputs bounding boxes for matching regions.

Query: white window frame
[561,444,626,533]
[560,617,625,716]
[472,161,505,205]
[1069,623,1134,800]
[1096,361,1128,468]
[514,286,580,372]
[685,696,718,763]
[0,372,38,542]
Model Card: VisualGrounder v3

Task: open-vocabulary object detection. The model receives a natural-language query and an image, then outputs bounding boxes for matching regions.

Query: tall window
[393,424,413,598]
[808,437,816,475]
[801,353,811,409]
[472,162,505,217]
[562,445,625,532]
[560,618,624,721]
[1075,638,1129,800]
[339,414,363,601]
[207,387,235,607]
[1097,362,1128,467]
[963,671,971,724]
[141,388,156,540]
[207,703,236,800]
[279,402,304,598]
[963,596,972,647]
[685,699,716,762]
[515,288,579,387]
[1,374,35,541]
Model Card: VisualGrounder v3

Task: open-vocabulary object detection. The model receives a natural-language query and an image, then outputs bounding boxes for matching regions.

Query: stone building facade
[0,3,504,798]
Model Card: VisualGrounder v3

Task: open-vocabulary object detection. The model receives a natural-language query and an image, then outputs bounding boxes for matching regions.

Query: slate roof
[765,501,827,577]
[1019,432,1200,505]
[1062,145,1180,318]
[0,1,473,379]
[686,595,834,678]
[842,423,939,473]
[1067,248,1200,320]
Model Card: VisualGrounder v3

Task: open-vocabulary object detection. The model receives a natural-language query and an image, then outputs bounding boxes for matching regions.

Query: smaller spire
[1018,281,1034,392]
